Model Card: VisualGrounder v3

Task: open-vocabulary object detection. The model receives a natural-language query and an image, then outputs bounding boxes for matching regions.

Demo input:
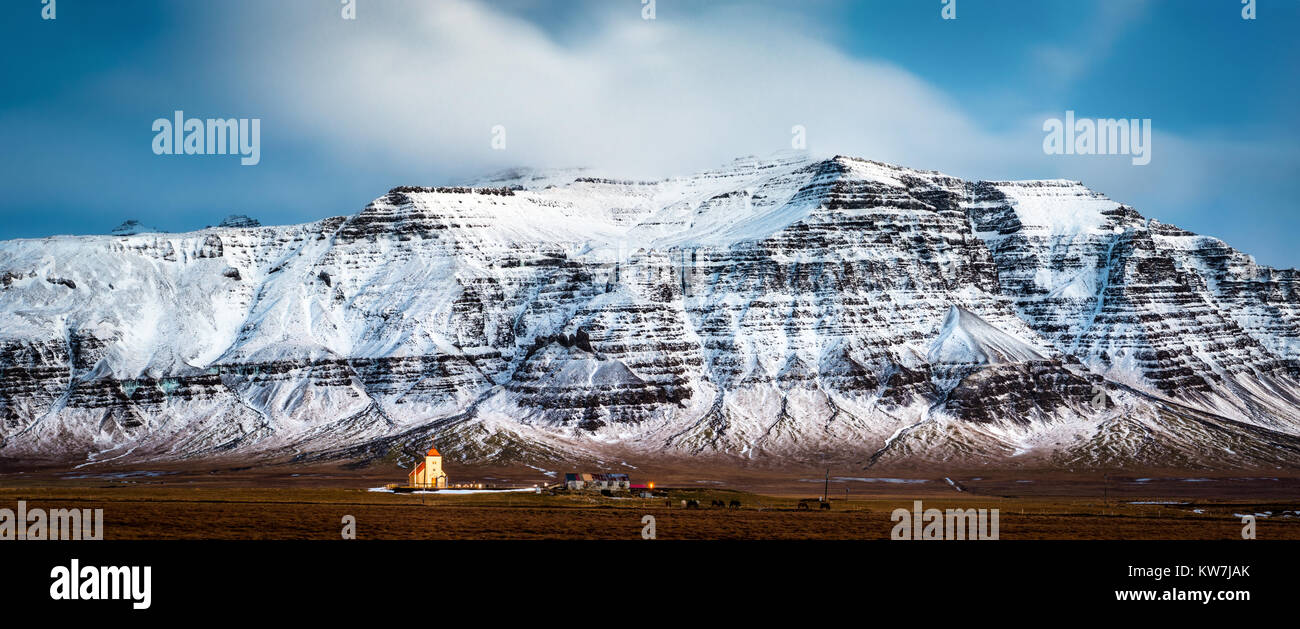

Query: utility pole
[823,468,830,502]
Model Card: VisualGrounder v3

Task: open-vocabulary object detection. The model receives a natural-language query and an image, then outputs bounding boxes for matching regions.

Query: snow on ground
[367,487,538,495]
[801,477,929,484]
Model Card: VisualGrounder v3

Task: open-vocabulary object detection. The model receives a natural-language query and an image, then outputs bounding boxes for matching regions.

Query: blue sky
[2,0,1298,266]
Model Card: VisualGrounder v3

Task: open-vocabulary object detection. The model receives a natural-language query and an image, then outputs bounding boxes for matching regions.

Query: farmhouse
[408,443,449,489]
[564,472,631,491]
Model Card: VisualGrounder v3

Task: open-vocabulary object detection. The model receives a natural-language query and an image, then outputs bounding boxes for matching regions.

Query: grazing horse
[711,500,725,508]
[728,499,741,509]
[686,499,701,509]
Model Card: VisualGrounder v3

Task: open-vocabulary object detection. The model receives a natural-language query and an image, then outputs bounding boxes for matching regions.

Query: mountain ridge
[1,153,1297,471]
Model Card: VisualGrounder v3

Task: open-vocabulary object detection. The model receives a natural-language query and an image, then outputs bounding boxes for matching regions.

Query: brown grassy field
[2,462,1297,540]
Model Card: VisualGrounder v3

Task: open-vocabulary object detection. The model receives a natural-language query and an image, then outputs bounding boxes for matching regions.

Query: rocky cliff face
[2,153,1299,469]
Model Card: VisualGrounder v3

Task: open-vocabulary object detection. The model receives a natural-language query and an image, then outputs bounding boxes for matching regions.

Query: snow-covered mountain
[3,153,1299,469]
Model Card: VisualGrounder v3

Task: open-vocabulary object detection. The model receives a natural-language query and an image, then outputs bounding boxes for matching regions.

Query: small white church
[407,442,449,489]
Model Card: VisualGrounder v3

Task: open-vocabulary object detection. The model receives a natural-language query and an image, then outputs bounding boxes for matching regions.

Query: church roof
[426,445,441,457]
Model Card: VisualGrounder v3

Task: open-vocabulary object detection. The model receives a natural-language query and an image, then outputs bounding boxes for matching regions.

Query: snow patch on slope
[992,180,1118,236]
[928,305,1046,365]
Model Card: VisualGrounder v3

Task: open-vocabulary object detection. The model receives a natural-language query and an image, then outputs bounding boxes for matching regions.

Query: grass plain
[1,462,1296,540]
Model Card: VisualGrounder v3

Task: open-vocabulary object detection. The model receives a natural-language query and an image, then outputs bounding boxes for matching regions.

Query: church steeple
[407,440,448,488]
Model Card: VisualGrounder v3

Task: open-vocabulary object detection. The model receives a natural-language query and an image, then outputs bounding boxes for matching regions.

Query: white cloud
[239,0,1015,180]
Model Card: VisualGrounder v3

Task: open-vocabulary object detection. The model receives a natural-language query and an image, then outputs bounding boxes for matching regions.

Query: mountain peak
[109,219,164,236]
[217,214,261,229]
